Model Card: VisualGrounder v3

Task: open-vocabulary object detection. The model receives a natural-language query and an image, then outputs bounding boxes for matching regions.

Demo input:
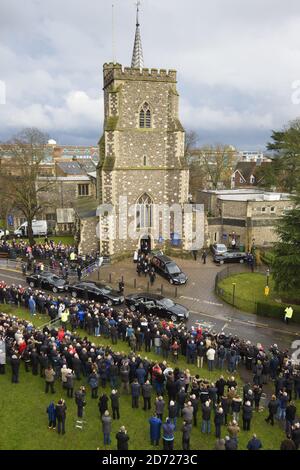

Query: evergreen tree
[272,191,300,291]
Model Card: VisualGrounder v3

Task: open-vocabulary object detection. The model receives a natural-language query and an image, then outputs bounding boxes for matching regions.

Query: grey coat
[142,383,152,398]
[102,416,112,434]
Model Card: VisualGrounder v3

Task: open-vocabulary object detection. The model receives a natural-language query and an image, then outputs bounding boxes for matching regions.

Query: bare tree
[0,128,52,245]
[197,144,236,189]
[184,130,199,159]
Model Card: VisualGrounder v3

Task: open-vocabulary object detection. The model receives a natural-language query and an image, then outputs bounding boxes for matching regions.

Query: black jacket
[116,431,129,450]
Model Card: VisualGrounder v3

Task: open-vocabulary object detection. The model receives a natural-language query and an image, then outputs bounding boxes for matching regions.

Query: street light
[266,268,270,287]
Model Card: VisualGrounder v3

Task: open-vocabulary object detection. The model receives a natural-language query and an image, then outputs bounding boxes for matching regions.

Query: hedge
[256,301,300,323]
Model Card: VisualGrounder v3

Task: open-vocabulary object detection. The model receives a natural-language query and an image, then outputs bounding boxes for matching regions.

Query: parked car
[125,293,189,322]
[150,254,188,285]
[69,281,124,305]
[26,272,68,293]
[213,251,248,265]
[0,229,9,240]
[211,243,228,256]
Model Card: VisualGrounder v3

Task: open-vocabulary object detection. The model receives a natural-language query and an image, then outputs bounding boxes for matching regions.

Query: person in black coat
[286,402,297,435]
[11,354,20,383]
[99,393,109,417]
[75,386,86,419]
[116,426,129,450]
[110,390,120,420]
[55,399,67,435]
[242,401,253,431]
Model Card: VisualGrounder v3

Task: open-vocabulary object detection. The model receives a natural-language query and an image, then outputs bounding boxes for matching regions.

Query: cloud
[0,0,300,147]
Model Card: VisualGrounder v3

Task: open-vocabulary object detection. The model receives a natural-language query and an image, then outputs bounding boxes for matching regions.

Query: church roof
[131,2,144,68]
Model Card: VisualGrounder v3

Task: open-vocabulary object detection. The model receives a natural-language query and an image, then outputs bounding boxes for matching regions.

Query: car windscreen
[166,263,181,274]
[216,244,227,250]
[159,298,175,308]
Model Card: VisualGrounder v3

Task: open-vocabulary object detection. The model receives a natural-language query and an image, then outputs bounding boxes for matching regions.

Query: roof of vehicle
[152,254,175,264]
[130,292,163,300]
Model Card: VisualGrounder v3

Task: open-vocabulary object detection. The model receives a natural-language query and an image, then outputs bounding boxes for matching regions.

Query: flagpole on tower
[112,3,116,64]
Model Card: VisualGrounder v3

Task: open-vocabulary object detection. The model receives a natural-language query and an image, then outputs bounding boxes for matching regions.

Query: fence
[215,265,300,323]
[214,265,272,314]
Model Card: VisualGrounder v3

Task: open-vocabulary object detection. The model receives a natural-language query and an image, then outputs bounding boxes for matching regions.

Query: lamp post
[266,268,270,287]
[232,282,236,306]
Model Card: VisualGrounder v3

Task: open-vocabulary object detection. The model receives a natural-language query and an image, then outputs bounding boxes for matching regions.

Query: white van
[14,220,48,237]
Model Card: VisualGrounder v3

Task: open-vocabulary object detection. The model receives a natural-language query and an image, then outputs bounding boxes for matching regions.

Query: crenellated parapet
[103,63,177,87]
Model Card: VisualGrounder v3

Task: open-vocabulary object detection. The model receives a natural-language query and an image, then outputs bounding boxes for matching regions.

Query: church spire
[131,1,144,68]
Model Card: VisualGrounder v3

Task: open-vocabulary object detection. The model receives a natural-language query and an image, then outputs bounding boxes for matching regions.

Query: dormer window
[139,102,151,128]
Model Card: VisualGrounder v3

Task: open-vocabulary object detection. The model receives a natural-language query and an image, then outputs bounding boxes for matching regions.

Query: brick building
[197,189,293,250]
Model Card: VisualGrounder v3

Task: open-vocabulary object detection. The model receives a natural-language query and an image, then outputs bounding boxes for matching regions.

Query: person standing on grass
[110,389,120,420]
[45,365,55,394]
[46,401,56,430]
[131,378,141,409]
[75,386,86,419]
[28,295,36,316]
[55,399,67,435]
[242,401,253,431]
[162,418,175,451]
[265,395,279,426]
[247,434,262,450]
[11,354,20,383]
[116,426,129,450]
[142,380,152,411]
[181,420,192,450]
[102,410,112,446]
[149,414,162,446]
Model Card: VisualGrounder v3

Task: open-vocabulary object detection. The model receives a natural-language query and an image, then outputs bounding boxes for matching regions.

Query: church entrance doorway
[140,235,151,254]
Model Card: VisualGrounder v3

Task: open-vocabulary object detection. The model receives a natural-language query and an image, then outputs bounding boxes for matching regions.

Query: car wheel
[171,315,177,322]
[52,287,58,293]
[220,260,224,265]
[169,279,174,285]
[130,304,136,312]
[29,281,35,288]
[107,299,113,306]
[71,291,77,298]
[240,259,244,264]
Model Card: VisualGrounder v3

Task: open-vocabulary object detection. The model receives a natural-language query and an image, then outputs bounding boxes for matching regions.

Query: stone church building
[78,6,190,257]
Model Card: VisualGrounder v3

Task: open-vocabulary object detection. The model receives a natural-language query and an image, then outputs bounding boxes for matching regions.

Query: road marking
[202,300,223,307]
[0,272,25,282]
[180,296,223,307]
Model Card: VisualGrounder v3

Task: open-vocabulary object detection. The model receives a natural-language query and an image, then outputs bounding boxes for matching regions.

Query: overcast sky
[1,0,300,149]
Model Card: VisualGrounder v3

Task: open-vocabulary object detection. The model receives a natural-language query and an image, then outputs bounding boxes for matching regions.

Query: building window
[143,155,147,166]
[240,177,244,184]
[261,207,266,212]
[270,206,275,213]
[139,102,151,128]
[78,184,89,196]
[46,213,56,221]
[136,193,153,229]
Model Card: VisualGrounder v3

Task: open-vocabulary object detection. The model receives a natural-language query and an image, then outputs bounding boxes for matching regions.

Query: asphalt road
[0,262,299,351]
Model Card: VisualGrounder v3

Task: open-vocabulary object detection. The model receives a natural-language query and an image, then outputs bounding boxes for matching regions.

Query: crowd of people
[0,278,299,450]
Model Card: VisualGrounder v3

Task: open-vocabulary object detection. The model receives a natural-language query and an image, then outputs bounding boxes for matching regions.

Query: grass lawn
[0,304,293,450]
[17,236,75,245]
[218,273,281,313]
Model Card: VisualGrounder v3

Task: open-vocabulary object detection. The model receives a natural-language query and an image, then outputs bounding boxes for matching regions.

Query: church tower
[97,4,189,257]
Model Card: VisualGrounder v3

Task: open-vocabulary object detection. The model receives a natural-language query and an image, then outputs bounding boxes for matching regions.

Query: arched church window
[136,193,153,228]
[143,155,147,166]
[139,102,151,128]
